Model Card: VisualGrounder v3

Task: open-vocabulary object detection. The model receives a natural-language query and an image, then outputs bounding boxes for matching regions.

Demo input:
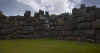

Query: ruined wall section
[0,4,100,43]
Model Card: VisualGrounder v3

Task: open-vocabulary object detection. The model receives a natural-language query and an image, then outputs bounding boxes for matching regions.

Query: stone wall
[0,4,100,43]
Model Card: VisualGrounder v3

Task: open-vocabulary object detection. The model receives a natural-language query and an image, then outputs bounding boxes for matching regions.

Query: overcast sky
[0,0,100,16]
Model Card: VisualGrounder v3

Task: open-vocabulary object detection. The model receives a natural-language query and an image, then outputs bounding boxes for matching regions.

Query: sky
[0,0,100,16]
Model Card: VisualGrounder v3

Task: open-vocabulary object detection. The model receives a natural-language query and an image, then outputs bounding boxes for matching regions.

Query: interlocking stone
[9,32,17,39]
[35,26,42,31]
[41,31,48,38]
[33,31,41,38]
[76,16,87,22]
[42,24,50,31]
[57,20,64,25]
[87,14,96,22]
[23,26,34,34]
[18,20,26,26]
[55,26,62,31]
[77,22,92,29]
[62,31,73,37]
[68,17,76,30]
[92,19,100,29]
[31,22,36,27]
[73,30,85,37]
[24,11,31,17]
[84,30,95,39]
[1,29,10,35]
[26,34,32,39]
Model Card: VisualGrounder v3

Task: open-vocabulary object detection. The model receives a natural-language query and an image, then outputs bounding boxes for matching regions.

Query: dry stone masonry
[0,4,100,43]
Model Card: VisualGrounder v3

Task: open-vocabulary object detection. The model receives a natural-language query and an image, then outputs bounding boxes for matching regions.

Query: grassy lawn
[0,39,100,53]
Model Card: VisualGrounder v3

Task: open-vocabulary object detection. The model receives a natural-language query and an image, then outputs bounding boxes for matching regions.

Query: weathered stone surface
[45,11,49,17]
[31,22,36,27]
[87,14,96,22]
[32,17,36,22]
[95,10,100,19]
[62,31,73,37]
[0,23,5,29]
[42,24,50,31]
[34,13,40,18]
[9,28,14,33]
[9,32,17,39]
[9,20,18,27]
[1,18,9,24]
[39,16,46,21]
[76,16,87,22]
[53,21,58,26]
[51,15,58,22]
[39,10,44,15]
[33,31,41,38]
[13,27,17,32]
[36,21,42,26]
[73,30,85,37]
[41,31,48,38]
[17,16,25,20]
[57,20,64,25]
[24,11,31,17]
[50,26,55,31]
[23,26,34,34]
[92,19,100,29]
[84,30,95,39]
[68,17,76,30]
[18,20,26,26]
[55,26,62,31]
[77,22,92,29]
[16,30,23,34]
[26,22,31,26]
[26,35,32,39]
[0,35,9,39]
[1,29,10,35]
[35,26,42,31]
[25,17,32,22]
[17,26,23,30]
[43,20,49,24]
[18,35,26,39]
[96,30,100,40]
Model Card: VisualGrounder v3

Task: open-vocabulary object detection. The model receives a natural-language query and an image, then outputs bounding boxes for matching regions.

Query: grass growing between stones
[0,39,100,53]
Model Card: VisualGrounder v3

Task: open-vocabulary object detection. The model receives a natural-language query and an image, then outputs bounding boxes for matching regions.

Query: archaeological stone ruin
[0,4,100,43]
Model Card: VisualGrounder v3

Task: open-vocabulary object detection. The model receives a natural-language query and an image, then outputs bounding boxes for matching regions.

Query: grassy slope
[0,39,100,53]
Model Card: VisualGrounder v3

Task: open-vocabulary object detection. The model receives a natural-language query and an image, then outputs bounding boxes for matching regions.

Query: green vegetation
[0,39,100,53]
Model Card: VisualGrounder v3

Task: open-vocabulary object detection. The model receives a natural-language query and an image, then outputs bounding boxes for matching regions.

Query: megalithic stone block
[32,17,36,22]
[33,31,41,38]
[95,10,100,19]
[62,31,73,37]
[31,22,36,27]
[96,30,100,40]
[35,26,42,31]
[25,17,32,22]
[92,19,100,29]
[42,24,50,31]
[50,26,55,31]
[9,20,18,27]
[73,30,85,37]
[55,26,62,31]
[9,32,17,39]
[57,20,64,26]
[23,26,34,34]
[34,13,40,18]
[68,17,76,30]
[24,11,31,17]
[77,22,92,29]
[1,29,10,35]
[39,9,44,16]
[84,30,95,39]
[26,34,33,39]
[41,31,48,38]
[87,14,96,22]
[76,16,87,23]
[43,20,49,24]
[39,16,46,21]
[18,20,26,26]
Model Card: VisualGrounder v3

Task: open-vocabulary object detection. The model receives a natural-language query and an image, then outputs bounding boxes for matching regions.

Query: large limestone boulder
[87,14,96,22]
[42,24,50,31]
[1,29,10,35]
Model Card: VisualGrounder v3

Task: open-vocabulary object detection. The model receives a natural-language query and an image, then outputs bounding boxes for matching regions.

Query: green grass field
[0,39,100,53]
